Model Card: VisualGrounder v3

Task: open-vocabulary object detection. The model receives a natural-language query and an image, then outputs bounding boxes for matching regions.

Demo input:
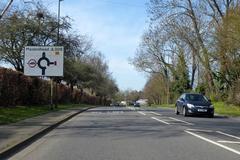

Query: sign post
[50,78,53,109]
[24,46,64,109]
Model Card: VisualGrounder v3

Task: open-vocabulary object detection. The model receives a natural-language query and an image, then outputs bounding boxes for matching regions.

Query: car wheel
[209,113,214,118]
[175,106,179,115]
[183,107,188,117]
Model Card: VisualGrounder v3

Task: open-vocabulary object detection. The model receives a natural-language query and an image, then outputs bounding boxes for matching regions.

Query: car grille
[195,106,208,109]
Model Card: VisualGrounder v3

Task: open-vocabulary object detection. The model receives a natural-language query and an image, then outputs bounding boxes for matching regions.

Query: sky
[3,0,149,91]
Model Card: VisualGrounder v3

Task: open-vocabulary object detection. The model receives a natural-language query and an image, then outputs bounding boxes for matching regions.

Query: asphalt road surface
[10,107,240,160]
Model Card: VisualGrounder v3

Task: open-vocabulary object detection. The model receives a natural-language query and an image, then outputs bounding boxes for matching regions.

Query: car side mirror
[180,98,185,102]
[208,99,211,102]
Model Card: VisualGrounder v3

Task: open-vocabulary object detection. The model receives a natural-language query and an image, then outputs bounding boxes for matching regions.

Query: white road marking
[217,141,240,144]
[90,111,124,114]
[138,111,146,115]
[150,111,162,116]
[186,128,214,132]
[185,130,240,155]
[168,117,193,125]
[151,117,170,125]
[216,131,240,140]
[127,107,136,110]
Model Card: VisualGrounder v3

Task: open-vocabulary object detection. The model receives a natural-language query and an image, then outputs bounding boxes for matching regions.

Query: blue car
[175,93,214,118]
[134,102,140,107]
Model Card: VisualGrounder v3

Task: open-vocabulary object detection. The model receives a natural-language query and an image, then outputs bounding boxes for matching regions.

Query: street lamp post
[57,0,63,45]
[0,0,14,19]
[54,0,63,109]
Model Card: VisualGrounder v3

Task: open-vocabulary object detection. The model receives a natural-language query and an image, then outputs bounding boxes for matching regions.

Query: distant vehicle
[136,99,148,106]
[175,93,214,118]
[134,102,140,107]
[120,101,127,106]
[128,101,135,106]
[110,102,119,107]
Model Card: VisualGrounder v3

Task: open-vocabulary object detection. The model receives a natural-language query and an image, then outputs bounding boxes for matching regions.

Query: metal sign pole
[55,0,64,108]
[50,77,53,110]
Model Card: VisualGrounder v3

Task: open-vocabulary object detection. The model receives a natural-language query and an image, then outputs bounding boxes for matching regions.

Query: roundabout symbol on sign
[24,46,63,77]
[27,59,37,68]
[38,52,57,76]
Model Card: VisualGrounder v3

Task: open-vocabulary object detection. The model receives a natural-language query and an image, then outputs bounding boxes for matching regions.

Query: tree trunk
[191,61,197,89]
[187,0,215,92]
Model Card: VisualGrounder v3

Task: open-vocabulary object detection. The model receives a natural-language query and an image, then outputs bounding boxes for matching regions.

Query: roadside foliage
[131,0,240,106]
[0,68,107,106]
[0,2,118,107]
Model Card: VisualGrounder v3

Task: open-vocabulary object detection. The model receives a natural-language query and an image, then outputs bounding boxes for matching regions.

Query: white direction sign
[24,46,64,76]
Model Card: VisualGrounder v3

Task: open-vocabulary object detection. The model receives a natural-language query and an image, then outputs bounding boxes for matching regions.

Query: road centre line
[216,131,240,140]
[186,128,214,132]
[168,117,193,125]
[138,111,146,116]
[151,117,170,125]
[149,111,162,116]
[217,141,240,144]
[185,130,240,155]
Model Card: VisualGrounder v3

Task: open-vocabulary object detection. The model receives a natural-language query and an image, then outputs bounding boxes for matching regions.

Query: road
[10,107,240,160]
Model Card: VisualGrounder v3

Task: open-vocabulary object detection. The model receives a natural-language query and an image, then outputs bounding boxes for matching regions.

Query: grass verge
[213,102,240,117]
[0,104,91,125]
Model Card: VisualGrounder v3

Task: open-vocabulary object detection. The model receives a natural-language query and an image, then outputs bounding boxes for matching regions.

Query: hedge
[0,67,107,106]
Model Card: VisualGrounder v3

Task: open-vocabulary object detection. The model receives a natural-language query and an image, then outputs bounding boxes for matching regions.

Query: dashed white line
[138,111,146,116]
[216,131,240,140]
[168,117,193,125]
[186,129,214,132]
[185,130,240,155]
[150,111,162,116]
[217,140,240,144]
[151,117,170,125]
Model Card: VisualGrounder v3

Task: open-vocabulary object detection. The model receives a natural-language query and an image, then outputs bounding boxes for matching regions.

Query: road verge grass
[213,102,240,117]
[0,104,91,125]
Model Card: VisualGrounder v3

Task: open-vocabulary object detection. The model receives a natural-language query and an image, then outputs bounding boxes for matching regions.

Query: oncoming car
[133,102,140,107]
[175,93,214,118]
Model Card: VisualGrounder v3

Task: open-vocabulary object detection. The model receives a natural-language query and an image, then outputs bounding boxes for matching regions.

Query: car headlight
[209,105,214,108]
[187,103,195,109]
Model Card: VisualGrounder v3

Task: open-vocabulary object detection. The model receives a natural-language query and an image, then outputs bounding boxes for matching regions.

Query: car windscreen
[185,94,208,102]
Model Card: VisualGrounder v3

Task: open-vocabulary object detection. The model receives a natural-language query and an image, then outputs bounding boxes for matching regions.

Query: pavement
[0,107,92,159]
[7,106,240,160]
